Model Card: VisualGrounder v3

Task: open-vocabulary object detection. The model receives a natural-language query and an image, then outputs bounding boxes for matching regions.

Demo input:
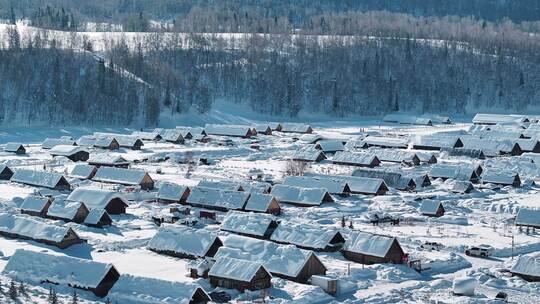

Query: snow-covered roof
[215,234,322,278]
[157,183,189,201]
[197,180,243,191]
[283,176,348,194]
[108,274,209,304]
[94,137,117,148]
[412,135,461,149]
[88,153,129,166]
[252,123,272,133]
[10,169,69,189]
[418,200,443,215]
[343,231,397,258]
[67,187,128,210]
[366,148,419,164]
[291,146,326,162]
[481,169,519,186]
[472,113,529,125]
[4,142,24,152]
[461,137,517,156]
[281,123,312,133]
[83,209,110,225]
[515,208,540,227]
[188,186,250,210]
[70,164,97,179]
[270,222,343,250]
[114,135,143,148]
[514,139,539,152]
[361,136,408,148]
[131,131,161,141]
[49,145,86,156]
[0,213,76,242]
[175,126,205,135]
[315,140,345,152]
[220,211,275,237]
[93,167,151,186]
[352,168,414,190]
[331,175,387,194]
[332,151,379,166]
[244,193,278,212]
[46,200,86,220]
[270,184,331,206]
[421,114,451,124]
[209,257,268,282]
[42,138,76,149]
[383,114,432,125]
[147,225,220,257]
[205,124,253,137]
[161,129,185,142]
[20,196,50,213]
[521,152,540,163]
[77,135,97,146]
[2,249,115,289]
[443,147,486,159]
[241,181,272,194]
[429,164,477,181]
[510,253,540,277]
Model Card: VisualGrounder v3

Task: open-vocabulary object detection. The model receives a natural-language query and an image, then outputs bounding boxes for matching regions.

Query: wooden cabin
[187,187,250,211]
[342,231,405,265]
[429,164,480,183]
[419,201,445,217]
[4,142,26,154]
[481,170,521,187]
[70,164,98,179]
[20,196,52,217]
[220,211,278,239]
[315,140,345,153]
[88,154,130,168]
[157,183,190,204]
[270,223,345,252]
[514,208,540,229]
[46,201,90,224]
[84,209,113,228]
[472,113,529,125]
[412,136,463,151]
[244,193,281,215]
[10,169,71,190]
[93,167,154,190]
[3,249,120,297]
[0,164,14,180]
[208,257,272,291]
[205,124,256,138]
[270,184,333,207]
[252,124,273,135]
[41,138,77,149]
[67,187,129,214]
[147,225,223,259]
[292,147,327,162]
[49,145,90,162]
[352,168,416,191]
[510,254,540,282]
[161,129,185,144]
[280,123,313,134]
[332,151,381,168]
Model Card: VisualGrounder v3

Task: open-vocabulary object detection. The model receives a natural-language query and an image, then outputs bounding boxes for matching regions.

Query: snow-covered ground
[0,117,539,304]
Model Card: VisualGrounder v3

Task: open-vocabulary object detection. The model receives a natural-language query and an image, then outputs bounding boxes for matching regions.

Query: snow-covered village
[1,1,540,304]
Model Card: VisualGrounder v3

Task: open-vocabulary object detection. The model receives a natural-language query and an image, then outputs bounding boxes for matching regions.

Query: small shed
[10,169,71,190]
[291,147,327,162]
[84,209,113,227]
[131,131,162,141]
[514,139,540,153]
[187,187,250,211]
[244,193,281,215]
[252,124,273,135]
[157,183,190,204]
[481,170,521,187]
[46,200,90,223]
[280,123,313,134]
[442,148,486,159]
[220,211,278,239]
[50,145,89,162]
[352,169,416,191]
[514,208,540,229]
[419,201,445,217]
[93,167,154,190]
[20,195,52,217]
[336,176,389,195]
[114,135,144,150]
[205,124,256,138]
[429,164,480,183]
[208,257,272,291]
[67,187,129,214]
[88,154,130,168]
[0,164,14,180]
[283,176,350,196]
[70,164,98,179]
[360,136,408,149]
[270,223,345,252]
[315,140,345,153]
[332,151,381,168]
[270,185,333,207]
[367,148,421,166]
[4,142,26,154]
[2,249,119,297]
[147,225,222,259]
[411,136,463,151]
[0,213,85,248]
[342,231,405,264]
[94,137,120,150]
[42,138,77,149]
[161,129,185,144]
[510,254,540,282]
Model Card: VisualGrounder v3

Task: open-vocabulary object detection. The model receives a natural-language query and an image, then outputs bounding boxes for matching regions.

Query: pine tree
[9,281,17,300]
[49,287,58,304]
[71,288,78,304]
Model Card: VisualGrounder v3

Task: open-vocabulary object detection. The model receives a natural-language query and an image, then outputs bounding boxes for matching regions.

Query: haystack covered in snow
[157,183,190,204]
[514,208,540,229]
[2,249,119,297]
[208,257,272,291]
[270,184,333,206]
[42,138,77,149]
[332,151,381,168]
[0,213,84,248]
[187,187,250,211]
[244,193,281,214]
[510,253,540,282]
[418,200,445,217]
[108,274,211,303]
[341,231,405,264]
[283,176,350,196]
[220,211,278,239]
[205,124,256,138]
[10,169,71,190]
[93,167,154,189]
[49,145,89,162]
[67,187,129,214]
[215,234,327,283]
[70,164,98,179]
[270,222,345,252]
[147,225,222,259]
[46,200,90,223]
[20,195,52,216]
[4,142,26,154]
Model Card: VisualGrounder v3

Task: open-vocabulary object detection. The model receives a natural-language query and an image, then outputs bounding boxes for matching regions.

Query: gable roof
[361,136,408,148]
[283,176,349,194]
[20,196,51,213]
[510,253,540,277]
[70,164,97,179]
[157,183,189,201]
[244,193,278,212]
[67,187,128,210]
[412,135,461,149]
[419,200,444,215]
[11,169,69,189]
[46,200,87,220]
[220,211,275,237]
[270,184,332,206]
[315,140,345,152]
[429,164,478,181]
[88,154,130,166]
[332,151,379,166]
[197,180,243,191]
[4,142,24,152]
[352,168,415,190]
[209,257,269,282]
[280,123,312,133]
[93,167,151,186]
[147,225,220,257]
[42,138,76,149]
[0,213,77,243]
[515,208,540,227]
[383,114,432,125]
[481,169,520,186]
[49,145,87,157]
[343,231,398,258]
[84,209,111,225]
[270,222,343,250]
[291,146,326,162]
[205,124,253,137]
[473,113,529,125]
[188,186,250,210]
[3,249,115,289]
[331,175,388,195]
